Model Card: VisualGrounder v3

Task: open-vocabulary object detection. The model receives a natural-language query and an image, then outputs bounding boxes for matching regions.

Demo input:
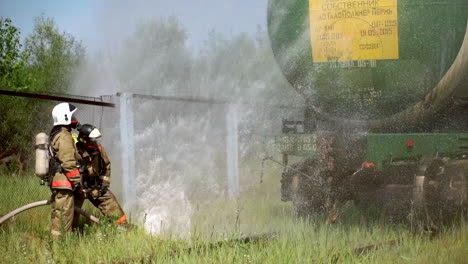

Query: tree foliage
[24,16,85,93]
[0,17,32,171]
[0,18,28,88]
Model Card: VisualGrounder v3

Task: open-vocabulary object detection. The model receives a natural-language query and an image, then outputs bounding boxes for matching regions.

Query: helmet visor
[88,128,102,140]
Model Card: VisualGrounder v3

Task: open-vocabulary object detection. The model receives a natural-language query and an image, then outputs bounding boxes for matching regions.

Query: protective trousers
[50,189,75,237]
[73,189,126,228]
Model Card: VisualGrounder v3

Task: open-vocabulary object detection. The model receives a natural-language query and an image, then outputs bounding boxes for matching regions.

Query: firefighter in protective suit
[49,102,81,237]
[73,124,127,227]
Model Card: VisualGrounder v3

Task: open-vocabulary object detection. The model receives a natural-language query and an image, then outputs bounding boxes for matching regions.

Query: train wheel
[412,168,468,231]
[412,175,439,231]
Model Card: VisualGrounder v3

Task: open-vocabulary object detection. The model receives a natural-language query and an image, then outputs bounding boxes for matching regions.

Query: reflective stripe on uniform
[65,169,79,177]
[100,176,110,182]
[114,215,126,224]
[51,180,73,187]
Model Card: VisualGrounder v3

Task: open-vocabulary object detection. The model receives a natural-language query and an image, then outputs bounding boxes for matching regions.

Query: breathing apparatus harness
[45,126,64,186]
[76,141,108,196]
[45,126,81,193]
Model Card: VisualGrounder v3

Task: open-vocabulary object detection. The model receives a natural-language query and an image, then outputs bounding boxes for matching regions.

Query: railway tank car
[267,0,468,224]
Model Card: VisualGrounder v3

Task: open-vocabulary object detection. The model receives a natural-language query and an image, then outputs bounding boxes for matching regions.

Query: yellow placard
[309,0,399,62]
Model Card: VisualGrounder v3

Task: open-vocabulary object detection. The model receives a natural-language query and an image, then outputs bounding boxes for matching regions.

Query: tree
[0,17,32,174]
[0,17,28,88]
[24,16,85,93]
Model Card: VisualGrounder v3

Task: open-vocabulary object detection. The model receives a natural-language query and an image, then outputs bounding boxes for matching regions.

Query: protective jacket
[74,142,127,226]
[49,126,81,189]
[75,142,111,185]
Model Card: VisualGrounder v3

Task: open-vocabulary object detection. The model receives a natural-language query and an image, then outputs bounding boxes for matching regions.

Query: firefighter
[73,124,127,228]
[49,102,81,237]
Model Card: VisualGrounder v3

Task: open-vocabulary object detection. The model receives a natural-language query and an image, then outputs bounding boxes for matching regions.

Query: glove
[72,183,82,193]
[100,181,110,196]
[77,164,88,175]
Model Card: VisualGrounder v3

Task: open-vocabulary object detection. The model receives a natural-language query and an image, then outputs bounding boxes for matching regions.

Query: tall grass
[0,172,467,263]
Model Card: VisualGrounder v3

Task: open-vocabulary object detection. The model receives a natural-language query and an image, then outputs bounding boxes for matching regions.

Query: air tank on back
[268,0,468,131]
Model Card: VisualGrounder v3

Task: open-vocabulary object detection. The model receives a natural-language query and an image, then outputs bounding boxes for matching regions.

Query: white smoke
[71,2,303,236]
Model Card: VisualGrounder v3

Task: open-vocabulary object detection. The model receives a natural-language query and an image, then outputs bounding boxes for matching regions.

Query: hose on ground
[0,200,99,226]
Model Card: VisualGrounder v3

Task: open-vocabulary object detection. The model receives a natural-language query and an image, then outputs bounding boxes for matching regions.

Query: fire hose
[0,200,99,226]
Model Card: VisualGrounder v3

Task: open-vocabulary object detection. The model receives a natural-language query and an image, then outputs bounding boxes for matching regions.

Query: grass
[0,171,467,263]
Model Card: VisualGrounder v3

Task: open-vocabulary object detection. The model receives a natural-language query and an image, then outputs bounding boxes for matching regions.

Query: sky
[0,0,268,54]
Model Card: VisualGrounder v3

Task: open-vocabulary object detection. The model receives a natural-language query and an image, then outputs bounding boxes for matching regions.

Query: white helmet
[52,103,77,126]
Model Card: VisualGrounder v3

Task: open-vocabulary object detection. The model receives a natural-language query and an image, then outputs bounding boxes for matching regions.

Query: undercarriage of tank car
[277,111,468,229]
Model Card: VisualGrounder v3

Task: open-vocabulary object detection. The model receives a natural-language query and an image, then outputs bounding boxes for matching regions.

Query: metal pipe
[0,88,115,107]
